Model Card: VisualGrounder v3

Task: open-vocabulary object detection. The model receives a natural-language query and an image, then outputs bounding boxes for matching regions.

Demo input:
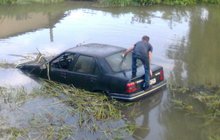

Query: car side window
[51,53,76,70]
[74,55,97,75]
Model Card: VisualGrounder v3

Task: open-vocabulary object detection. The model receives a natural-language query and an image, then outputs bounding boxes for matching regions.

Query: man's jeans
[132,53,150,89]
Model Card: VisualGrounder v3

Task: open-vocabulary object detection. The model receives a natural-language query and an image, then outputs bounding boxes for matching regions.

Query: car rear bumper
[109,80,167,101]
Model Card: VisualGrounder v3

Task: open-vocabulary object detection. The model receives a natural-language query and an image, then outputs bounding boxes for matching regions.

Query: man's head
[142,35,150,42]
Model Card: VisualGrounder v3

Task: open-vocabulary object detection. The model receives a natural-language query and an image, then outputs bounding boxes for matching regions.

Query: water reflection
[122,91,163,139]
[0,68,38,87]
[168,6,220,87]
[0,7,65,40]
[0,2,220,140]
[0,5,190,67]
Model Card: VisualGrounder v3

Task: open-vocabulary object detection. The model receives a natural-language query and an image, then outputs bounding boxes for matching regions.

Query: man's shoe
[132,74,136,78]
[142,83,150,91]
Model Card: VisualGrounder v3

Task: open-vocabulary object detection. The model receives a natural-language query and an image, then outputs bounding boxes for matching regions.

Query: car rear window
[105,51,142,72]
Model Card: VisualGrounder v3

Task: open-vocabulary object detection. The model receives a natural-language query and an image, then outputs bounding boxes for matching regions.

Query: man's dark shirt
[133,41,153,61]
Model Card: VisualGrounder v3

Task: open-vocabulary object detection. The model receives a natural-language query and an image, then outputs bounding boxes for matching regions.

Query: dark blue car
[18,43,166,101]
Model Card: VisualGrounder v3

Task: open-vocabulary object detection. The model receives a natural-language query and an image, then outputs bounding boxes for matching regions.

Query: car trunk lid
[122,64,164,94]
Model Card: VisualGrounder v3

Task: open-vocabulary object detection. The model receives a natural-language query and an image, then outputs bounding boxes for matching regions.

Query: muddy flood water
[0,1,220,140]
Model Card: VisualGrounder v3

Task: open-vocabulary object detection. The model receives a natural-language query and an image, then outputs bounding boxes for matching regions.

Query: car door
[67,55,101,91]
[49,52,77,84]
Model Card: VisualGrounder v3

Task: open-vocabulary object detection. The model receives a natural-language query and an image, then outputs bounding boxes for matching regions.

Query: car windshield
[105,51,142,72]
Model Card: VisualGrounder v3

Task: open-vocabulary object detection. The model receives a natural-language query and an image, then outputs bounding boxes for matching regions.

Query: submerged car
[17,43,166,101]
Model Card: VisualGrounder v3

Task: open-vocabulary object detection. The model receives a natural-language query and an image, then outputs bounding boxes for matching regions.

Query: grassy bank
[0,0,64,4]
[99,0,220,6]
[1,0,220,5]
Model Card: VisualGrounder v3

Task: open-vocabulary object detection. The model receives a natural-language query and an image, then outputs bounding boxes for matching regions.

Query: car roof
[66,43,125,58]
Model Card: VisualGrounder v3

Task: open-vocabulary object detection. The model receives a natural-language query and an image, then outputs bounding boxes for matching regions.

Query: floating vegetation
[168,82,220,139]
[209,135,220,140]
[0,79,137,139]
[169,84,220,120]
[0,127,27,140]
[171,99,194,112]
[0,52,48,69]
[40,80,125,120]
[0,61,17,69]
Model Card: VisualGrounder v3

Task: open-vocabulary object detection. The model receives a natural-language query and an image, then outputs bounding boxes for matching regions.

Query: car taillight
[126,82,138,93]
[160,69,164,81]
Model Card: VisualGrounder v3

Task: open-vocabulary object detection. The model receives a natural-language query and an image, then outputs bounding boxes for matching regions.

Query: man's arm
[149,51,152,63]
[149,51,152,77]
[123,46,134,56]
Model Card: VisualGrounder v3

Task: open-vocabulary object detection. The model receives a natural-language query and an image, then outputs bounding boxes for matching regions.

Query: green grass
[1,0,220,5]
[99,0,220,6]
[0,0,64,5]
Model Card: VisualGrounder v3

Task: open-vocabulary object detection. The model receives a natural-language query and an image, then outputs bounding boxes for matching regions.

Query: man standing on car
[123,35,153,90]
